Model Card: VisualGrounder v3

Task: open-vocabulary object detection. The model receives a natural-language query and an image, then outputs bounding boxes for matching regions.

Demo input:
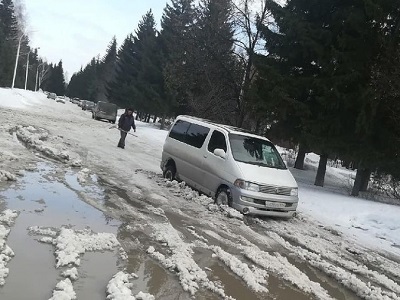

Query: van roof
[177,115,271,142]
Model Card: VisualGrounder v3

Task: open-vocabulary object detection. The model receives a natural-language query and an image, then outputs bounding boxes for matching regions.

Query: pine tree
[190,0,238,123]
[0,0,20,87]
[107,34,136,107]
[45,61,65,95]
[97,37,117,102]
[161,0,196,115]
[130,10,165,117]
[258,0,400,188]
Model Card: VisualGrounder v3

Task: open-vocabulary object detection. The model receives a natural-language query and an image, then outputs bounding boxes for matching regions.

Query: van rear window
[169,120,210,148]
[186,123,210,148]
[169,120,190,142]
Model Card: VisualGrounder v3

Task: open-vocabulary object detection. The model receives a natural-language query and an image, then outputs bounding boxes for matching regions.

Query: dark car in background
[92,101,118,123]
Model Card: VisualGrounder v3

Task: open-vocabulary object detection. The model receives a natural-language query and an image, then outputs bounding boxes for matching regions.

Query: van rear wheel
[163,165,176,181]
[215,187,233,207]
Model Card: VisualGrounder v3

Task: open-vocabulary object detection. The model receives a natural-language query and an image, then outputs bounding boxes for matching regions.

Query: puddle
[0,162,121,299]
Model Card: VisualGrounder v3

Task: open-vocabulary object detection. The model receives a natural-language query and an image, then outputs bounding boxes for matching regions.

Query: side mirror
[213,148,226,159]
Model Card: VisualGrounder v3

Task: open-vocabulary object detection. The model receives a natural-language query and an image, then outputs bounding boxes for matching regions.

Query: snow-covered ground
[0,88,400,299]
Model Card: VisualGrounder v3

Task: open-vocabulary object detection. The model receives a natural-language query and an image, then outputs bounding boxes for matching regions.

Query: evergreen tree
[161,0,196,115]
[130,10,165,116]
[191,0,238,123]
[258,0,400,188]
[45,61,65,95]
[107,34,136,107]
[0,0,20,87]
[97,37,117,102]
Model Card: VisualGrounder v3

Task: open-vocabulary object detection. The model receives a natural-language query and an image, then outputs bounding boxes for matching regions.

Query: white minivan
[161,116,299,218]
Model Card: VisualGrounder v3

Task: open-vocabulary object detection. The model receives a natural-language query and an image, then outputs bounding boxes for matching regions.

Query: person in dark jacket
[117,108,136,149]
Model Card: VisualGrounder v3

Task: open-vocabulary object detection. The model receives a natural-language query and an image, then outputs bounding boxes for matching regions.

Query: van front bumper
[230,186,298,218]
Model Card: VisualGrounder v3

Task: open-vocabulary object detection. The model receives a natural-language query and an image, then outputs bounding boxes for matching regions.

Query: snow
[106,271,154,300]
[298,183,400,255]
[49,278,76,300]
[53,228,120,267]
[62,268,79,281]
[30,226,120,268]
[1,88,400,298]
[28,225,58,237]
[0,209,19,226]
[210,245,269,293]
[0,170,17,182]
[147,223,228,298]
[0,210,18,286]
[0,88,46,109]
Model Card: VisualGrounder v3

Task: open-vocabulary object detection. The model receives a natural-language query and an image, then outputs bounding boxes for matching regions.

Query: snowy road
[0,89,399,299]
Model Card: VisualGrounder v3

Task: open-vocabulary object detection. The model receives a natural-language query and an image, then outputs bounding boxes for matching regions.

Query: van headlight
[291,188,298,196]
[234,179,260,192]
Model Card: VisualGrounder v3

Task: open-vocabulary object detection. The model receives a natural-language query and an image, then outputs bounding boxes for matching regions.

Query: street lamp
[25,47,40,90]
[35,62,44,92]
[11,33,26,89]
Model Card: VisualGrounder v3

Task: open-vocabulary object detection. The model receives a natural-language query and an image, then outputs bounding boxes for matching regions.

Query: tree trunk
[160,114,166,130]
[314,154,328,187]
[153,115,157,123]
[351,168,364,196]
[135,112,139,120]
[360,169,371,192]
[294,145,307,170]
[146,114,151,123]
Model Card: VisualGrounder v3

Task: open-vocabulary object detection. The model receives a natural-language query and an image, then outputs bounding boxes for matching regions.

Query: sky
[24,0,167,81]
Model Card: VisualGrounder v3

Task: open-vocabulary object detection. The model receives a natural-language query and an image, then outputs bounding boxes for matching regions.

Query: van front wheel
[215,187,233,207]
[163,165,176,181]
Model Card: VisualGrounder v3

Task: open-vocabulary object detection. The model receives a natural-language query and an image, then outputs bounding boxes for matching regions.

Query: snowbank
[0,88,46,109]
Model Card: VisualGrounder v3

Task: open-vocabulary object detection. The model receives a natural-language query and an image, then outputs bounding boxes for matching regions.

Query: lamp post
[11,34,25,89]
[24,49,31,90]
[35,62,44,92]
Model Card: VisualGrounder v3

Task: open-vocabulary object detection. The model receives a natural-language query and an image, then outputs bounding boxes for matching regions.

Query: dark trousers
[118,131,127,148]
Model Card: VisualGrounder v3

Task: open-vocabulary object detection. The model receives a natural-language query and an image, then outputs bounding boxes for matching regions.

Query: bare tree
[231,0,272,127]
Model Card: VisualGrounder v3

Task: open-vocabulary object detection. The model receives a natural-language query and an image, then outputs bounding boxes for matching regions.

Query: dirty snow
[0,209,19,226]
[0,170,17,182]
[29,226,120,268]
[210,245,268,293]
[0,209,18,286]
[106,271,154,300]
[147,223,228,298]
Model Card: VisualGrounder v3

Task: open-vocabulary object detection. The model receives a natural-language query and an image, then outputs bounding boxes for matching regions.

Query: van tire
[215,187,233,207]
[163,164,176,181]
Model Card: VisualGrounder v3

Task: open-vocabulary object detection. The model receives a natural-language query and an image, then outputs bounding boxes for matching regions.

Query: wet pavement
[0,162,120,299]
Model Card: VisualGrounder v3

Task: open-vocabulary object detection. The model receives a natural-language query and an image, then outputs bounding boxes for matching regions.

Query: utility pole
[11,34,25,89]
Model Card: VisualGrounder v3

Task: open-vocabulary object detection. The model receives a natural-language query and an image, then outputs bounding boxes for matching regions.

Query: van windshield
[229,134,286,169]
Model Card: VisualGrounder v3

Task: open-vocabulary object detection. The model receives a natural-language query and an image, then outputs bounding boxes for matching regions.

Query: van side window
[208,130,227,153]
[169,120,190,142]
[186,124,210,148]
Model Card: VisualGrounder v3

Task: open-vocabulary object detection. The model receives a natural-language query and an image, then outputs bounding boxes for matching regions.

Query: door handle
[203,155,207,158]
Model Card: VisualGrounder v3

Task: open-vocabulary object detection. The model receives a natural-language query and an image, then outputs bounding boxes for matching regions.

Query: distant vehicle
[82,100,95,111]
[92,102,118,123]
[56,97,65,104]
[161,115,299,218]
[47,93,56,100]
